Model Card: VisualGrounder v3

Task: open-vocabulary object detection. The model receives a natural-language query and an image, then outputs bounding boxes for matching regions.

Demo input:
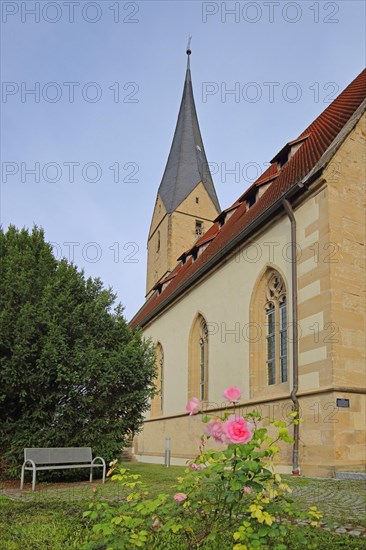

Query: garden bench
[20,447,106,491]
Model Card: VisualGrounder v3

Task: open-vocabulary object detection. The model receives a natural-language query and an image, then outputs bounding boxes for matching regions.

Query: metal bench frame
[20,447,106,491]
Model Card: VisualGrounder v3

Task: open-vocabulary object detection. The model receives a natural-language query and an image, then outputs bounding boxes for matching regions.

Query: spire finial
[186,35,192,56]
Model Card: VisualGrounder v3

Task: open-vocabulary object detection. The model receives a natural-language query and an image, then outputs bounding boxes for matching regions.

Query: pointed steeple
[157,44,220,214]
[146,44,221,299]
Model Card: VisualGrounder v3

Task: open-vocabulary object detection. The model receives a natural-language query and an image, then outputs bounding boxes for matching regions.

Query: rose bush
[81,387,321,549]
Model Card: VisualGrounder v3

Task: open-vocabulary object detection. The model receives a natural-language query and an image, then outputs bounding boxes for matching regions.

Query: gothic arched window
[249,268,289,398]
[265,272,288,385]
[188,315,208,401]
[150,342,164,417]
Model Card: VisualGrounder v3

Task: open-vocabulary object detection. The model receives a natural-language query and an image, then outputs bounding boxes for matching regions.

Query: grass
[0,462,185,503]
[0,497,86,550]
[1,462,365,549]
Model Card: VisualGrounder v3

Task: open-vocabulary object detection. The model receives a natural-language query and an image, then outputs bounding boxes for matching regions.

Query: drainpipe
[282,198,300,475]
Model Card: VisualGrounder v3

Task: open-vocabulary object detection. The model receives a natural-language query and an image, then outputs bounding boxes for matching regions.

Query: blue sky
[1,0,365,320]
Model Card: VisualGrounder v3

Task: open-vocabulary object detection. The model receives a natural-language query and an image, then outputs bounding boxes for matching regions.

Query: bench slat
[24,447,93,464]
[24,463,104,471]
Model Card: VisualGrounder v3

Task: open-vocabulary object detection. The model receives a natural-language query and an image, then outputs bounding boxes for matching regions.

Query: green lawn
[0,498,86,550]
[1,463,365,549]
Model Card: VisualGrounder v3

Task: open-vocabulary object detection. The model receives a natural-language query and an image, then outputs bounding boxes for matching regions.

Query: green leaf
[242,460,260,472]
[0,226,158,475]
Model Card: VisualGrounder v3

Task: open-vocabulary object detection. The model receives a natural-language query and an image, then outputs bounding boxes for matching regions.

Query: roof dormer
[270,134,310,168]
[214,203,241,227]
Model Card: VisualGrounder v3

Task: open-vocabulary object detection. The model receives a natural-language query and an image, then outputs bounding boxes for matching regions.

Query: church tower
[146,45,221,298]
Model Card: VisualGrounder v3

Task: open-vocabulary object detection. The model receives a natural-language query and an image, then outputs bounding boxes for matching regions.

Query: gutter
[282,198,300,476]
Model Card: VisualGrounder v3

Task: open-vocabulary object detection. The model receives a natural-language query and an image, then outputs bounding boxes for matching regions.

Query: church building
[130,49,366,478]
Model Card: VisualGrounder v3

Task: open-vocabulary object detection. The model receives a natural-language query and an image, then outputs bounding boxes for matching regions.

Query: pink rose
[186,397,201,415]
[174,492,187,502]
[189,463,205,471]
[222,414,253,444]
[92,487,97,493]
[223,386,242,402]
[204,418,225,443]
[243,486,252,494]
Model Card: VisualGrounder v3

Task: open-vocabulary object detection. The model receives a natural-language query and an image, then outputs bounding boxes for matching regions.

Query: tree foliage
[0,225,156,476]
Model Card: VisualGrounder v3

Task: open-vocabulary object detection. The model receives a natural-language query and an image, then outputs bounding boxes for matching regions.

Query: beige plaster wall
[143,213,293,414]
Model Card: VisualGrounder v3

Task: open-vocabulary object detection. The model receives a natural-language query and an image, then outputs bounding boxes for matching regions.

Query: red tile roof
[131,69,366,329]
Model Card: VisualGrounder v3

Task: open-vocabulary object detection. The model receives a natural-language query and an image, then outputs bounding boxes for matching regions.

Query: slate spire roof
[157,49,220,213]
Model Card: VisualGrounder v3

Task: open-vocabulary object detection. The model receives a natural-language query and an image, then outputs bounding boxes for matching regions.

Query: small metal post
[164,436,171,467]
